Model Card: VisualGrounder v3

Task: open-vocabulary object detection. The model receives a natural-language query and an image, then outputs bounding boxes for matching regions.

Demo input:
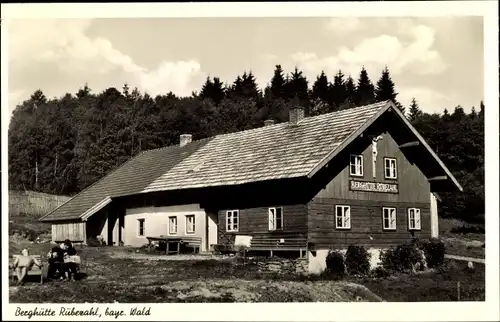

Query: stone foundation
[250,257,308,274]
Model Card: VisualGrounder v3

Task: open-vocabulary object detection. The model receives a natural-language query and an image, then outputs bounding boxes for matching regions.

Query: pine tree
[331,70,347,109]
[375,66,397,102]
[287,67,309,108]
[122,83,130,97]
[270,65,286,99]
[470,106,477,118]
[241,71,260,100]
[200,76,225,105]
[354,67,375,106]
[311,71,329,104]
[375,66,405,112]
[407,97,422,122]
[337,75,356,110]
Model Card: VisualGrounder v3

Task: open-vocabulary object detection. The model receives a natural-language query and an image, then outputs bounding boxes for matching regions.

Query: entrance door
[207,212,218,251]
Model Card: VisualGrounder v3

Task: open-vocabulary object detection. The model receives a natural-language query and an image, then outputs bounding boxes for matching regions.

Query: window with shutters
[408,208,421,230]
[384,157,397,179]
[168,216,177,235]
[226,210,239,232]
[350,155,364,176]
[268,207,283,231]
[335,205,351,229]
[382,207,397,230]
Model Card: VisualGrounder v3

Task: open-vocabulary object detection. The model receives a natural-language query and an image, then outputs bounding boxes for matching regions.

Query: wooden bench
[180,237,202,254]
[9,255,45,284]
[249,236,308,258]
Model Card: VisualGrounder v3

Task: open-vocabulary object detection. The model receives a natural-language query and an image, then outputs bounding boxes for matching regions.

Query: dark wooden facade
[89,111,441,251]
[217,204,308,245]
[210,112,436,251]
[306,128,433,249]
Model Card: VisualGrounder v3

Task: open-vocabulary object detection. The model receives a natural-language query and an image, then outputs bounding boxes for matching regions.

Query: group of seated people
[11,239,80,285]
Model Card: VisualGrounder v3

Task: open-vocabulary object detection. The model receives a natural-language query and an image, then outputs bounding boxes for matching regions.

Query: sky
[6,16,484,120]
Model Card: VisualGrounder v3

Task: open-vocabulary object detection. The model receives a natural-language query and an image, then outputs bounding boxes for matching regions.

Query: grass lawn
[439,218,485,259]
[351,260,485,302]
[9,241,485,303]
[9,244,381,303]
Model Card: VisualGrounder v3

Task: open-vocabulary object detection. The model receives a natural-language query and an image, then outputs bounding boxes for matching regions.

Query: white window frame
[137,218,145,237]
[268,207,284,231]
[384,157,398,179]
[168,216,178,235]
[226,210,239,232]
[335,205,351,229]
[185,215,196,234]
[349,154,364,177]
[382,207,397,230]
[408,208,422,230]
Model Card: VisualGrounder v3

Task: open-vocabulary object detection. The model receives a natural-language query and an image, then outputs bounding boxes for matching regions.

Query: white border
[1,2,499,322]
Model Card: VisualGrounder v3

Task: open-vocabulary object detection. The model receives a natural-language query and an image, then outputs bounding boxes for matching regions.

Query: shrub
[371,266,390,278]
[345,245,371,276]
[421,238,446,268]
[325,250,345,277]
[380,242,425,273]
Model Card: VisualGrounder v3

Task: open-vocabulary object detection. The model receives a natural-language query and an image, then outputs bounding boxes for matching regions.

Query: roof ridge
[136,101,391,153]
[210,100,391,140]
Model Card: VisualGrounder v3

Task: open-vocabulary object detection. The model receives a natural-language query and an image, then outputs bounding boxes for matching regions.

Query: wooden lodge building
[39,100,462,273]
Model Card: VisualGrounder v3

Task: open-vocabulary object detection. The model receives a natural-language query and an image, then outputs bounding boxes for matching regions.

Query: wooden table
[146,236,202,255]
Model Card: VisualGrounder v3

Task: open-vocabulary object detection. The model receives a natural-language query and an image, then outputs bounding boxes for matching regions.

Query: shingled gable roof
[40,100,462,223]
[39,138,212,222]
[142,101,389,192]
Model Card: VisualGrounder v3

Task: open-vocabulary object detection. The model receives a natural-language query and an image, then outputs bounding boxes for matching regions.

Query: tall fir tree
[286,67,309,109]
[407,97,422,122]
[200,76,225,105]
[354,67,375,106]
[269,65,286,99]
[311,71,330,105]
[331,70,347,109]
[375,66,404,112]
[337,75,356,110]
[240,71,260,101]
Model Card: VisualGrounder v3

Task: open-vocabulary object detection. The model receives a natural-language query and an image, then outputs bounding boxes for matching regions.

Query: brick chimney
[264,119,275,126]
[289,107,305,125]
[180,134,192,147]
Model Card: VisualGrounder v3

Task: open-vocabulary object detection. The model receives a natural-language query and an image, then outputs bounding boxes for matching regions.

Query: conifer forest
[7,66,484,222]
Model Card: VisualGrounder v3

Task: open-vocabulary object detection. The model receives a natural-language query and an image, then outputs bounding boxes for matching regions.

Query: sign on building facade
[349,180,399,194]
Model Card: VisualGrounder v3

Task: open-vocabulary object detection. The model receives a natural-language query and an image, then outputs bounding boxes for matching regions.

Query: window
[408,208,421,230]
[168,216,177,235]
[137,219,145,236]
[268,207,283,231]
[335,205,351,229]
[350,155,364,176]
[185,215,195,234]
[384,158,397,179]
[226,210,239,232]
[382,207,397,230]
